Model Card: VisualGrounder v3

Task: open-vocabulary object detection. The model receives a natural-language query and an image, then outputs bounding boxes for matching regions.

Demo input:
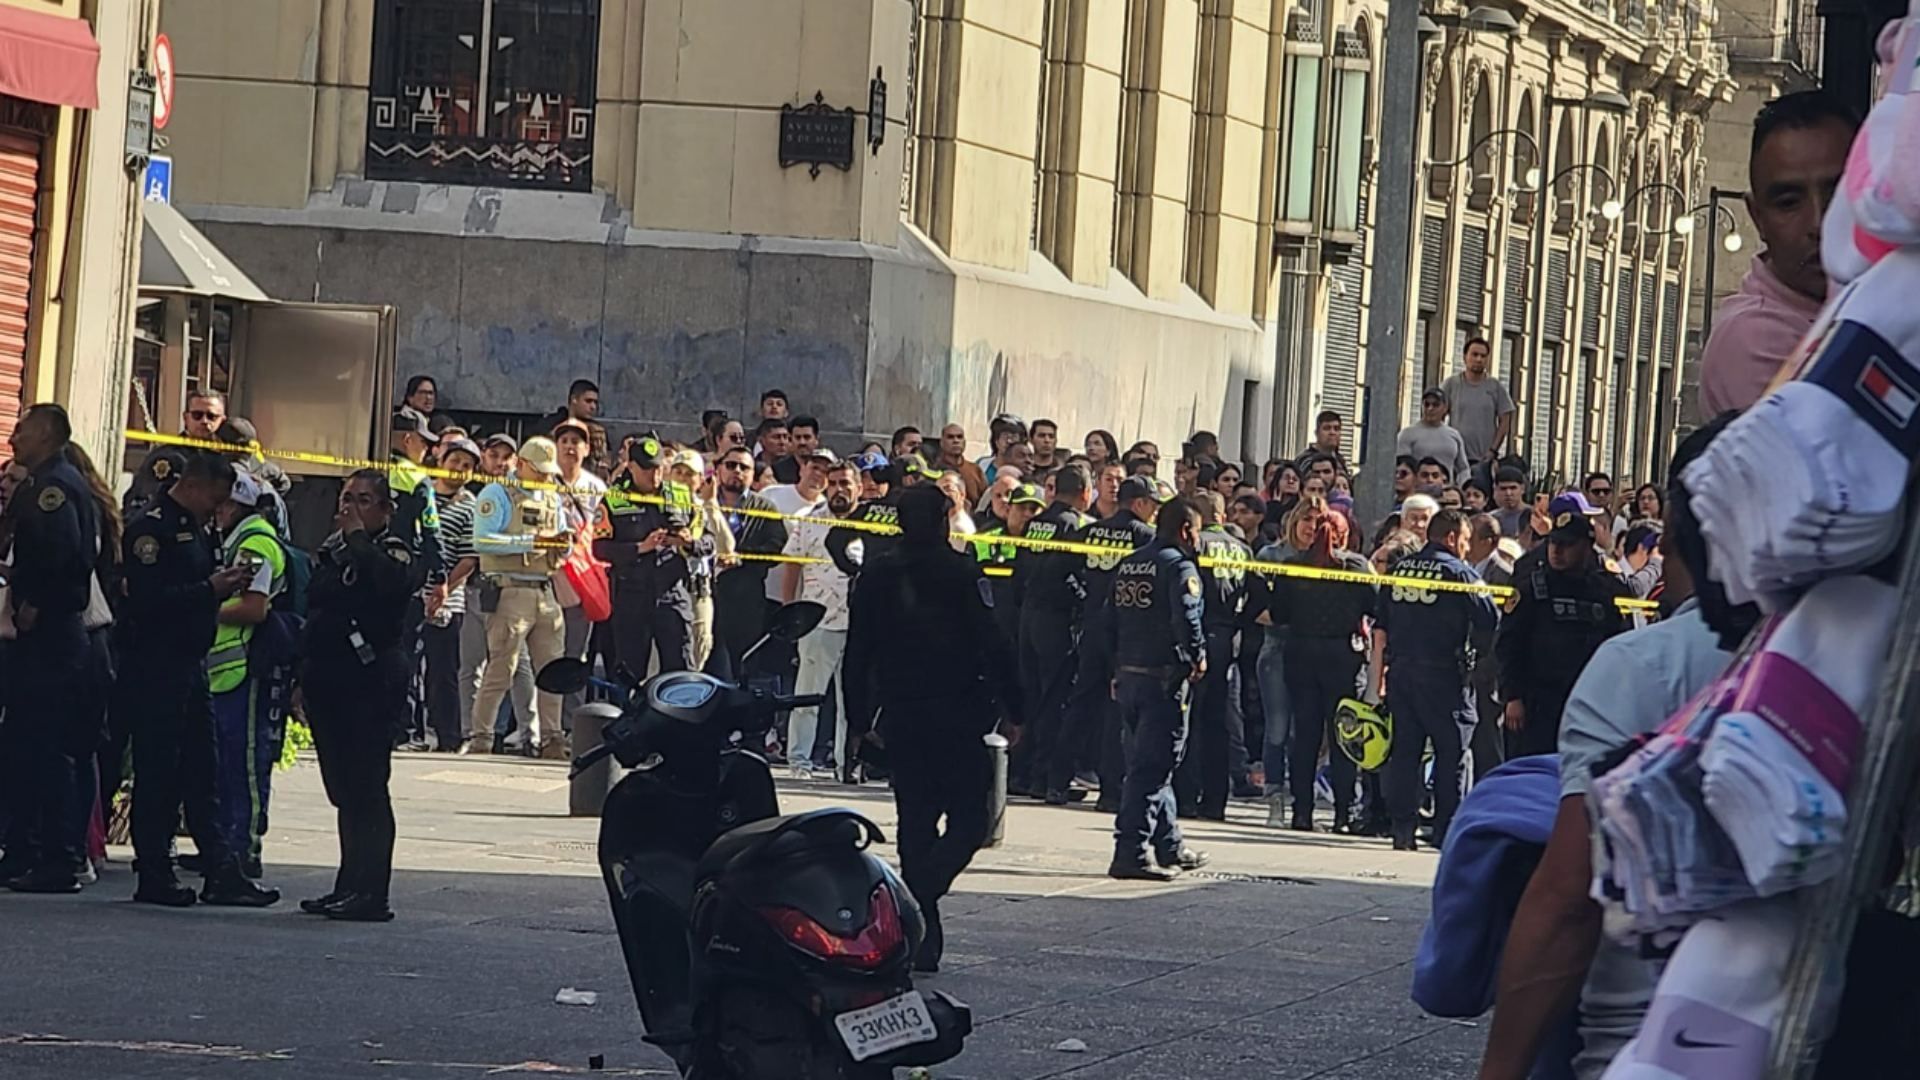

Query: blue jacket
[1413,754,1560,1019]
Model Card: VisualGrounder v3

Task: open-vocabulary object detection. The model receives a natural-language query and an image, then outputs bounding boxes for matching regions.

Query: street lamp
[1698,187,1747,341]
[1357,4,1516,519]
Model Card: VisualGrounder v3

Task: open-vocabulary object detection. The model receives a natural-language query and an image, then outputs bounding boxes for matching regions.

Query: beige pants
[692,595,714,672]
[469,583,566,746]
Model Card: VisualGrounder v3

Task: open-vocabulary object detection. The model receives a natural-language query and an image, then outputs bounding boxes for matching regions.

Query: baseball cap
[1009,482,1045,508]
[1422,387,1448,406]
[483,432,519,453]
[1547,491,1602,542]
[145,447,187,489]
[805,446,840,464]
[669,448,706,474]
[228,465,263,507]
[1117,476,1160,504]
[898,452,943,479]
[852,450,890,473]
[394,405,440,443]
[439,436,483,464]
[519,435,563,476]
[551,417,592,443]
[626,433,667,468]
[215,417,259,446]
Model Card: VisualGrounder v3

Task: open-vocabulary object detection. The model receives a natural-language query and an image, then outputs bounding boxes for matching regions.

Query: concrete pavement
[0,753,1485,1079]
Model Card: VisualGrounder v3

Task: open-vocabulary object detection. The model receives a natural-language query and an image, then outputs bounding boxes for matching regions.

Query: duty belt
[487,574,552,589]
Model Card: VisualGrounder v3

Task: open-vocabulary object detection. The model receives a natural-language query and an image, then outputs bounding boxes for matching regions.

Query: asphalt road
[0,754,1484,1079]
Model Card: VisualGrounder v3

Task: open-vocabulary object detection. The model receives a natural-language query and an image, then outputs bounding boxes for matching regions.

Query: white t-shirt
[783,505,856,632]
[552,470,607,608]
[762,483,824,601]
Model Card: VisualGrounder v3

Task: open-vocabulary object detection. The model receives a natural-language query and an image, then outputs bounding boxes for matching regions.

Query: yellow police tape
[126,430,1656,611]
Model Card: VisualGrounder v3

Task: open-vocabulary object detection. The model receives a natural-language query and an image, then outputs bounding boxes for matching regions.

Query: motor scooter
[539,602,971,1079]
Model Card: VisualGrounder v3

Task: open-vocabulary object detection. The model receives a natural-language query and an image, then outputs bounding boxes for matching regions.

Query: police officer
[300,469,426,921]
[843,485,1023,972]
[971,482,1044,650]
[1494,493,1630,759]
[1,405,105,893]
[120,448,280,905]
[1174,492,1254,821]
[1061,475,1164,810]
[1012,463,1091,799]
[468,437,571,756]
[1368,508,1497,851]
[1108,495,1209,882]
[594,433,709,674]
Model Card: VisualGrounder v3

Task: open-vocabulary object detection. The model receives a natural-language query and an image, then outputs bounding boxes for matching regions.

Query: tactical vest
[208,515,286,694]
[478,484,565,578]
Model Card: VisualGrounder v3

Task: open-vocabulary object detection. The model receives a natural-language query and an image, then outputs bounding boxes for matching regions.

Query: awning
[0,5,100,111]
[140,200,270,302]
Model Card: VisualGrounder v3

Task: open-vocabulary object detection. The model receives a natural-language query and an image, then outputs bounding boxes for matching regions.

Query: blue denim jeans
[1256,628,1292,795]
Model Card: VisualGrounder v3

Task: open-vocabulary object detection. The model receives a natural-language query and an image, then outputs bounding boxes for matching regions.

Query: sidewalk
[0,754,1483,1079]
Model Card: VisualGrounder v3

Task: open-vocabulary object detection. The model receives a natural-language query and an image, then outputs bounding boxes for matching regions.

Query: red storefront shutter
[0,127,40,445]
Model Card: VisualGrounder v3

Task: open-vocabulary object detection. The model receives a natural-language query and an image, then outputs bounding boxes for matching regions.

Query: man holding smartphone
[595,434,711,676]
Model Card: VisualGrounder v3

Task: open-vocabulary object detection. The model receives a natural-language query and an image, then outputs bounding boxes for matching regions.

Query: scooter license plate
[833,990,938,1062]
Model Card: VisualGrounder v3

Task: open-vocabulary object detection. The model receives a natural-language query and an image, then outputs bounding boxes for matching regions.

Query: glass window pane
[1283,56,1320,222]
[1328,68,1365,232]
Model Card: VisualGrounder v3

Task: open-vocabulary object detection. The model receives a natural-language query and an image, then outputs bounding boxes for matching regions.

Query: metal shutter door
[0,129,38,444]
[1661,281,1681,368]
[1544,250,1569,342]
[1637,273,1657,358]
[1614,267,1633,355]
[1573,263,1602,473]
[1503,236,1529,332]
[1582,259,1604,348]
[1458,223,1488,334]
[1325,191,1366,457]
[1531,343,1557,474]
[1419,217,1446,313]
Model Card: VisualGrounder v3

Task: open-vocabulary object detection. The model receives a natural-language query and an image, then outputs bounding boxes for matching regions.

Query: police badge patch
[133,535,161,564]
[37,487,65,512]
[1187,574,1203,597]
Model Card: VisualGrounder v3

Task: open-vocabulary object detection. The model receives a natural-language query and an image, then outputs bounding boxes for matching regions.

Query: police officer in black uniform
[300,469,426,922]
[1061,476,1162,810]
[1174,492,1254,821]
[1369,508,1497,851]
[594,435,710,674]
[1,405,104,892]
[843,485,1023,973]
[120,448,280,905]
[1107,496,1210,882]
[1494,493,1631,759]
[1012,462,1091,797]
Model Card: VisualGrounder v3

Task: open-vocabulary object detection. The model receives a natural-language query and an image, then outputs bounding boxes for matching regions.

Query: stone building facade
[163,0,1728,478]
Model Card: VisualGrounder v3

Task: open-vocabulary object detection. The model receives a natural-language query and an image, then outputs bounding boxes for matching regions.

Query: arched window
[1511,88,1537,223]
[367,0,601,191]
[1277,4,1323,224]
[1424,61,1456,199]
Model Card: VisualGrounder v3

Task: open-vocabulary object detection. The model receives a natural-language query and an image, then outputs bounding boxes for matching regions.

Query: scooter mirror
[767,600,827,642]
[536,657,591,695]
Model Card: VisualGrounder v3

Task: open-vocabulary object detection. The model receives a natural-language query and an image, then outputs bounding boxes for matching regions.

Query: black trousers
[307,654,405,900]
[1507,690,1572,760]
[127,664,232,877]
[1386,664,1474,839]
[423,615,464,751]
[713,572,769,670]
[1015,605,1074,790]
[1285,637,1364,818]
[5,617,105,872]
[1057,632,1120,793]
[610,591,694,678]
[1175,629,1240,816]
[889,720,994,919]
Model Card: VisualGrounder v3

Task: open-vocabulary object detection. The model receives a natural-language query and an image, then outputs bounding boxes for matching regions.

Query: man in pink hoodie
[1699,92,1858,416]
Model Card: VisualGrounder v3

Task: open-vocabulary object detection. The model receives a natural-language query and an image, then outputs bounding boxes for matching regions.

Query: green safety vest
[970,526,1017,567]
[208,515,286,694]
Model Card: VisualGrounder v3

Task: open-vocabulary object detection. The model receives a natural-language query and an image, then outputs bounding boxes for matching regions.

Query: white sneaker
[459,739,491,756]
[76,861,98,885]
[1264,793,1288,829]
[789,763,814,781]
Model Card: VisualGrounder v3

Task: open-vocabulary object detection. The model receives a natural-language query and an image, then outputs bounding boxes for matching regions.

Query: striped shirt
[434,487,478,619]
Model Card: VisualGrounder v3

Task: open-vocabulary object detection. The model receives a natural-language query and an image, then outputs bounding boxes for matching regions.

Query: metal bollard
[569,703,621,817]
[983,732,1009,848]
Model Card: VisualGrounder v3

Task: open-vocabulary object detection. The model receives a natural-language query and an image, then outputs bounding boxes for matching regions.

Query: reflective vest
[969,526,1017,568]
[208,515,286,694]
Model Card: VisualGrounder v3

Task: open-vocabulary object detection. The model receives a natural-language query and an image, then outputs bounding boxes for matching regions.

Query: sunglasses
[187,410,222,421]
[1589,487,1613,497]
[718,461,751,471]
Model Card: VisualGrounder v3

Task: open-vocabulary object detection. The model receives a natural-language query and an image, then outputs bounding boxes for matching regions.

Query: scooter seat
[696,809,882,885]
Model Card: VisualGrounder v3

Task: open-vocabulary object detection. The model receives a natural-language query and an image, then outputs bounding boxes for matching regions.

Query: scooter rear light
[756,882,904,970]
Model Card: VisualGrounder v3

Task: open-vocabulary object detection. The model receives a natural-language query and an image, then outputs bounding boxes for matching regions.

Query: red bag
[562,524,613,623]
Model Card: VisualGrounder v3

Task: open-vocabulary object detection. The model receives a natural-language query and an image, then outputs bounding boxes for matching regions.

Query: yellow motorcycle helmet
[1334,698,1391,771]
